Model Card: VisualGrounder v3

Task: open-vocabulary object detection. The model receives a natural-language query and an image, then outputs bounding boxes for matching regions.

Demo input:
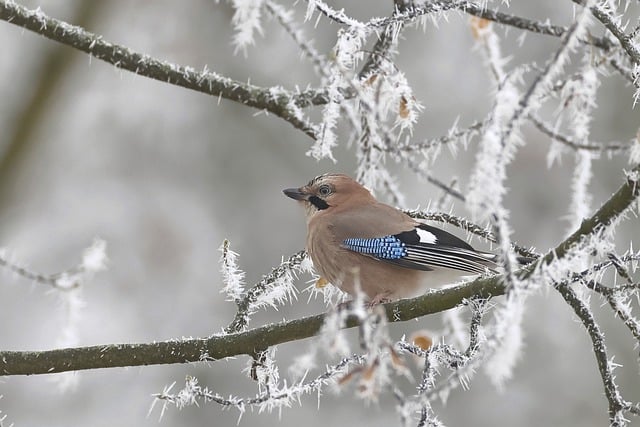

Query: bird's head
[283,173,374,219]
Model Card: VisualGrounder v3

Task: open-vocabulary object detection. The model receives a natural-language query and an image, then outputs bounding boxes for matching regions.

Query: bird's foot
[366,294,392,307]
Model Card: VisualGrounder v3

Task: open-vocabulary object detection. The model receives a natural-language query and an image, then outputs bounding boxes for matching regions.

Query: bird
[283,173,500,305]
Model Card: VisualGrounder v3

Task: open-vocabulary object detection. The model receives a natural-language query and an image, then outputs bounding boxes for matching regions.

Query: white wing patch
[416,228,437,244]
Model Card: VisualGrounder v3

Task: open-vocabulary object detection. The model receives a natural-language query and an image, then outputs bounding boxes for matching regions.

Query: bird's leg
[335,295,390,310]
[366,292,392,307]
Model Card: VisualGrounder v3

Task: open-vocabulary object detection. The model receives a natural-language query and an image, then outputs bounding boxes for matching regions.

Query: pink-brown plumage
[284,173,497,303]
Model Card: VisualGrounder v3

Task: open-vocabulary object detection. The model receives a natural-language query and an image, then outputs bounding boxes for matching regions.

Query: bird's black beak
[283,187,308,201]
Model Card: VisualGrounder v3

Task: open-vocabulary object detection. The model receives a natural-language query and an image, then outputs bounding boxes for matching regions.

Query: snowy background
[1,0,639,426]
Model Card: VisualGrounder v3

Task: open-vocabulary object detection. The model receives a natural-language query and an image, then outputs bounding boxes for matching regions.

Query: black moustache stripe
[309,196,329,210]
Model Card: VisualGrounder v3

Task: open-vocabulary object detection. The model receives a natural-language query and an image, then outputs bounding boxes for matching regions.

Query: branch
[309,0,612,51]
[571,253,640,344]
[357,0,411,79]
[575,0,640,65]
[225,250,306,333]
[398,154,467,202]
[0,239,107,290]
[0,1,318,139]
[554,282,628,424]
[459,1,613,51]
[570,253,640,296]
[0,276,506,376]
[529,114,633,153]
[151,355,364,414]
[309,0,462,29]
[551,164,640,261]
[265,0,330,79]
[2,164,638,377]
[406,210,539,259]
[393,120,486,152]
[598,280,640,344]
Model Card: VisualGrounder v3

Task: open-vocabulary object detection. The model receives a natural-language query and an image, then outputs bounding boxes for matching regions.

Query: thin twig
[392,120,486,153]
[554,281,628,425]
[460,0,613,50]
[0,254,80,290]
[529,114,632,153]
[152,355,364,412]
[265,0,329,78]
[576,0,640,65]
[406,210,540,259]
[225,250,306,333]
[0,1,318,139]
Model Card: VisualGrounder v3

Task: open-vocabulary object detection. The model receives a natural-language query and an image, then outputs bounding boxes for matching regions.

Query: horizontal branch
[529,114,632,153]
[460,0,613,51]
[0,1,318,138]
[309,0,612,50]
[0,276,505,376]
[3,164,638,377]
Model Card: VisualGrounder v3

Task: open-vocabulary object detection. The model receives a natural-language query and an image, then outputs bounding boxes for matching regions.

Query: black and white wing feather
[342,223,497,274]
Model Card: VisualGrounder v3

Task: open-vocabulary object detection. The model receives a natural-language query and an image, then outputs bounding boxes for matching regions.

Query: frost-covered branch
[460,0,612,50]
[0,0,318,138]
[395,154,467,202]
[3,0,640,423]
[576,0,640,65]
[554,281,630,425]
[308,0,461,30]
[357,0,409,79]
[309,0,613,50]
[0,275,507,376]
[391,120,486,153]
[569,252,640,343]
[225,250,307,333]
[570,253,640,295]
[150,355,364,417]
[3,160,638,377]
[0,239,107,290]
[0,239,107,389]
[505,0,595,141]
[552,164,640,262]
[598,281,640,345]
[405,210,539,259]
[530,114,633,153]
[265,0,329,78]
[395,298,488,425]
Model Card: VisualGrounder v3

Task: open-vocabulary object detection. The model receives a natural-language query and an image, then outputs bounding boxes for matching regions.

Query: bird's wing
[336,211,497,274]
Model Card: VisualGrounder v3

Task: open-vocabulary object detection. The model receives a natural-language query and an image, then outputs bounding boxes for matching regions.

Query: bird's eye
[318,184,332,197]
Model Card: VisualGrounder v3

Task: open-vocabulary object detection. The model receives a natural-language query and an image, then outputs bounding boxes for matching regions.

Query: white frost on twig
[230,0,265,55]
[483,293,525,390]
[307,27,367,161]
[81,238,108,273]
[564,65,599,235]
[219,240,246,303]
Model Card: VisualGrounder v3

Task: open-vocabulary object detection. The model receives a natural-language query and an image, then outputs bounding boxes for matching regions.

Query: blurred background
[1,0,639,426]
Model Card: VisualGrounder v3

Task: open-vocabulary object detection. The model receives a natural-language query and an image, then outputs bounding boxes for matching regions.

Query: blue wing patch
[342,236,407,260]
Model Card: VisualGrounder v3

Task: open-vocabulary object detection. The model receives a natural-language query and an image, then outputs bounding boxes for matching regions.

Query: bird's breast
[306,222,343,286]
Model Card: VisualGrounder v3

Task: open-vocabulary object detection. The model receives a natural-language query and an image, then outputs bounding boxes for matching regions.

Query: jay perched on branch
[284,173,500,305]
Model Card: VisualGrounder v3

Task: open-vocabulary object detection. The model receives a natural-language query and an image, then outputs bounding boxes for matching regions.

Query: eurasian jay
[283,173,499,304]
